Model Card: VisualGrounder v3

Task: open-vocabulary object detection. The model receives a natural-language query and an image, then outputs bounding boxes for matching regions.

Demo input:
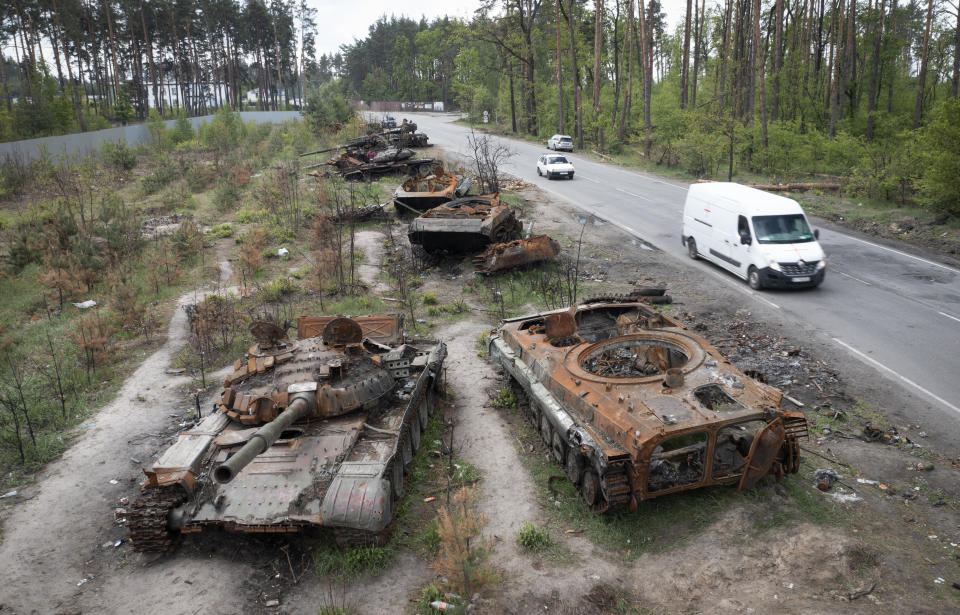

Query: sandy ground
[1,185,958,615]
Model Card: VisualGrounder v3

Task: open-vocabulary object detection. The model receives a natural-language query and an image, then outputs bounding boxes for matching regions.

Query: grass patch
[312,541,394,578]
[516,521,551,551]
[490,387,517,409]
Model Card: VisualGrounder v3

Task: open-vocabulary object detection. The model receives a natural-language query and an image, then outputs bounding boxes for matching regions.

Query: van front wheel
[686,238,698,260]
[747,266,763,290]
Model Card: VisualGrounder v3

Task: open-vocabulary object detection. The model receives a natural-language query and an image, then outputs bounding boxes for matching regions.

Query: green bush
[260,277,296,302]
[490,387,516,409]
[101,140,137,171]
[142,158,178,194]
[423,292,438,305]
[516,521,551,551]
[207,223,234,238]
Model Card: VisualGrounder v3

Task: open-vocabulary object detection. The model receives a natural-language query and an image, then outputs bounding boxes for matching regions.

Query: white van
[681,182,826,289]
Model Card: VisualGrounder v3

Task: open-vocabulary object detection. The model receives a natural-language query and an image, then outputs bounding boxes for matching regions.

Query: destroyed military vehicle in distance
[126,314,446,551]
[407,193,522,254]
[487,293,807,512]
[393,164,472,215]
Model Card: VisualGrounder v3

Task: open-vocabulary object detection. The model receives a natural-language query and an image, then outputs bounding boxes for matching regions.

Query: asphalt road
[405,112,960,439]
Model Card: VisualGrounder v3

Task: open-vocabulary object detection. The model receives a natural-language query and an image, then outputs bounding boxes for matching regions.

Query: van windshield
[751,214,815,244]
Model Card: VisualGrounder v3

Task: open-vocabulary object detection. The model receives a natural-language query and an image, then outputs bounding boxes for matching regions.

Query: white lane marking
[579,176,600,184]
[838,234,958,273]
[939,311,960,324]
[616,187,653,202]
[699,268,782,310]
[832,269,872,286]
[833,338,960,417]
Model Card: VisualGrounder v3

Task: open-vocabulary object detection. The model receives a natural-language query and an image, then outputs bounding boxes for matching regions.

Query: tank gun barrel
[299,146,342,157]
[213,395,312,483]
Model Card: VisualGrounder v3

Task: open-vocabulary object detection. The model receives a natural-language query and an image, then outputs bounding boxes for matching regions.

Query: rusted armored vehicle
[126,314,446,551]
[393,164,472,214]
[407,194,522,253]
[473,235,562,274]
[487,294,806,512]
[324,152,437,180]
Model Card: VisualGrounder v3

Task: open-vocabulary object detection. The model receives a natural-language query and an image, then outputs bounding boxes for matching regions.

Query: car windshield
[752,214,815,244]
[547,156,568,164]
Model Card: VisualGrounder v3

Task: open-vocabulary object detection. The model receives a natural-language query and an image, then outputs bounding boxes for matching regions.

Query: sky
[312,0,688,57]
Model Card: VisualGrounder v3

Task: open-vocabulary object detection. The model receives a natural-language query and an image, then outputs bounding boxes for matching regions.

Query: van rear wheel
[747,266,763,290]
[686,238,698,260]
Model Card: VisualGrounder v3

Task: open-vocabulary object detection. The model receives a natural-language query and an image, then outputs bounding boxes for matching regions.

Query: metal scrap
[473,235,561,274]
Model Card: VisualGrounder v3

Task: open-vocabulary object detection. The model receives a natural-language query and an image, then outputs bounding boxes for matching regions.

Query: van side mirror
[814,229,820,239]
[739,231,752,245]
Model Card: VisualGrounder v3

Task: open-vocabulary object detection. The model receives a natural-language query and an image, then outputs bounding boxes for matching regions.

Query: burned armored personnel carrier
[127,315,445,551]
[487,295,806,512]
[393,164,472,214]
[473,235,562,274]
[407,194,522,253]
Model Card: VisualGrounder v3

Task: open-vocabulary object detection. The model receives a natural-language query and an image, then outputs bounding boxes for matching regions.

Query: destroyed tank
[487,294,807,512]
[473,235,561,274]
[407,194,522,253]
[393,164,472,215]
[126,314,446,551]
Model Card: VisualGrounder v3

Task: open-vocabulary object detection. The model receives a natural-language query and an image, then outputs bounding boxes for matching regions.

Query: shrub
[142,159,178,195]
[490,388,516,409]
[516,522,551,551]
[207,223,233,238]
[423,292,438,305]
[184,163,215,192]
[101,140,137,171]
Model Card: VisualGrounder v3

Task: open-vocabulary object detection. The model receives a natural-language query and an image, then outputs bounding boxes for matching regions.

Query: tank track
[578,292,642,305]
[596,463,632,513]
[333,526,392,548]
[127,487,186,552]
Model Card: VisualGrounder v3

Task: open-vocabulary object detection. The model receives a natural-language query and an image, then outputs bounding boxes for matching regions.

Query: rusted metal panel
[297,314,403,344]
[408,194,522,253]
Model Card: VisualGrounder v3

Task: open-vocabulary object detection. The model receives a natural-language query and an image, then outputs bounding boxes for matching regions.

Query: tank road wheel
[409,414,422,453]
[539,414,553,446]
[581,470,600,507]
[401,433,414,471]
[550,431,566,465]
[565,450,584,486]
[686,238,698,260]
[390,460,405,500]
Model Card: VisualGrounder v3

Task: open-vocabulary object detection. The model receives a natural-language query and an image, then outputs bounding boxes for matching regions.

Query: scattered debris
[814,468,840,491]
[72,300,97,309]
[848,582,876,600]
[0,490,17,499]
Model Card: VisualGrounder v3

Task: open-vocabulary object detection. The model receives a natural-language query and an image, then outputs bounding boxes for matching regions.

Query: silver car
[547,134,574,152]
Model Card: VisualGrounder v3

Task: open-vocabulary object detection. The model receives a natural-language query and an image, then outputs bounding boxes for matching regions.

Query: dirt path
[0,253,255,615]
[353,229,390,293]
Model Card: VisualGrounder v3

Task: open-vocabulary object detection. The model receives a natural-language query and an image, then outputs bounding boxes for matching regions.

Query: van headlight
[768,260,782,272]
[816,260,826,270]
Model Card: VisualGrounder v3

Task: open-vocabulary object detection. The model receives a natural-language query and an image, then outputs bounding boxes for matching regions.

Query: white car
[547,134,574,151]
[537,154,575,180]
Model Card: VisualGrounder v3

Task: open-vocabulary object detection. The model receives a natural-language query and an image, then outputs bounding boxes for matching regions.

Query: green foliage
[304,83,354,133]
[101,140,137,171]
[207,223,234,238]
[169,221,203,260]
[422,292,438,305]
[112,89,134,125]
[515,521,551,551]
[313,542,394,578]
[141,156,179,195]
[170,114,195,145]
[259,277,297,302]
[915,99,960,215]
[490,388,516,409]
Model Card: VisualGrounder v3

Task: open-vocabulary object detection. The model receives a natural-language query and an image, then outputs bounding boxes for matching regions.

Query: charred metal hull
[126,314,446,552]
[407,194,522,253]
[393,164,470,215]
[487,296,806,513]
[473,235,561,273]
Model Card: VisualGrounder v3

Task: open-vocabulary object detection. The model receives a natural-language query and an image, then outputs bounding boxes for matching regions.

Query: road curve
[406,112,960,439]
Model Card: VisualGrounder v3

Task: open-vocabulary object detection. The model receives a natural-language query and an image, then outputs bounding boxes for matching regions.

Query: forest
[1,1,959,210]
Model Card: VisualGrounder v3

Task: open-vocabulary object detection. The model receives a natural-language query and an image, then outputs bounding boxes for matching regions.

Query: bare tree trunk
[273,14,285,110]
[593,0,604,148]
[105,1,122,101]
[754,0,768,151]
[618,0,634,142]
[952,3,960,99]
[691,0,705,107]
[914,0,934,127]
[866,0,886,140]
[718,0,733,115]
[52,0,85,130]
[681,0,692,108]
[772,0,784,120]
[565,0,583,148]
[639,0,652,155]
[555,0,565,133]
[829,0,843,136]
